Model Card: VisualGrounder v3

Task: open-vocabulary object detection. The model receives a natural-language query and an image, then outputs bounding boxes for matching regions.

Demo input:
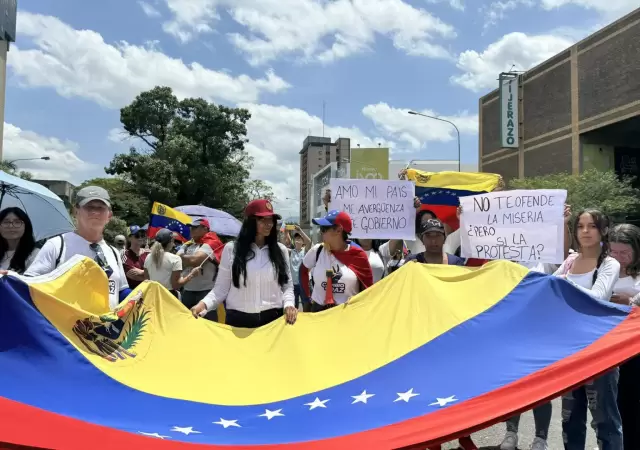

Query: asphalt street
[439,398,598,449]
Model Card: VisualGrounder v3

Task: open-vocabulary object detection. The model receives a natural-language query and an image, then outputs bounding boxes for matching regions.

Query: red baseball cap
[245,199,282,220]
[190,218,210,229]
[312,210,353,233]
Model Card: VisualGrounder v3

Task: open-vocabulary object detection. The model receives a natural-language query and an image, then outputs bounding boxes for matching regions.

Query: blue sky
[3,0,636,217]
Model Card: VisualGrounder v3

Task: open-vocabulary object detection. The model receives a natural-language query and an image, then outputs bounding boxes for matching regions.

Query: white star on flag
[260,409,285,420]
[351,390,375,404]
[305,397,330,410]
[430,395,458,407]
[139,432,170,439]
[171,426,201,435]
[213,418,241,428]
[395,388,420,403]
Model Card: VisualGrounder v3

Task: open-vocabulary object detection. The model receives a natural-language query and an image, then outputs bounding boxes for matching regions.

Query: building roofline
[479,6,640,102]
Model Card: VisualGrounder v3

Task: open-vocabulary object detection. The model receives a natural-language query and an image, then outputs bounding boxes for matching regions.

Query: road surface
[439,397,598,449]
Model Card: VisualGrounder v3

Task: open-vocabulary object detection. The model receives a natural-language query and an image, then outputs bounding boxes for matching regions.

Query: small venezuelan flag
[407,169,503,231]
[148,202,191,242]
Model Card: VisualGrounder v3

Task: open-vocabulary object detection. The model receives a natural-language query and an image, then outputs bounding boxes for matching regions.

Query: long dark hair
[573,208,610,284]
[231,216,289,289]
[609,223,640,278]
[0,207,36,273]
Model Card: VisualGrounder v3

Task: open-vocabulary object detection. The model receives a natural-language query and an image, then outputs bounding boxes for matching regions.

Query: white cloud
[10,12,289,108]
[540,0,638,16]
[483,0,637,27]
[107,128,132,144]
[138,1,161,18]
[482,0,534,28]
[451,32,574,92]
[3,123,95,183]
[159,0,456,65]
[362,103,478,150]
[426,0,465,11]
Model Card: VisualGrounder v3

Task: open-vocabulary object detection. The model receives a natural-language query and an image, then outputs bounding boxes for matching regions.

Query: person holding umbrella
[24,186,132,310]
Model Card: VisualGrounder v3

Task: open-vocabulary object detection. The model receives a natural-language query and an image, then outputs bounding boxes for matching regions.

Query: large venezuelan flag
[2,257,640,449]
[148,202,192,242]
[407,169,503,230]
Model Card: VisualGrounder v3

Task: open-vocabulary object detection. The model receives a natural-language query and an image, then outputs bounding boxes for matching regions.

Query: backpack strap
[315,244,323,265]
[54,235,65,268]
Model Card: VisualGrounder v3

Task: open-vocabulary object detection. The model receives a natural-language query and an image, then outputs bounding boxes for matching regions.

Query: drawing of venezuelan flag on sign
[407,169,503,230]
[2,257,640,449]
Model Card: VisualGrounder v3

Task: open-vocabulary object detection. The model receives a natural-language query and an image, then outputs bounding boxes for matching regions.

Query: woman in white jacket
[554,209,621,450]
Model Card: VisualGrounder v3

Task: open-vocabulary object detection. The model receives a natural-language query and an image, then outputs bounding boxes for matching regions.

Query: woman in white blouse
[191,199,297,328]
[0,207,39,274]
[608,223,640,450]
[554,209,622,450]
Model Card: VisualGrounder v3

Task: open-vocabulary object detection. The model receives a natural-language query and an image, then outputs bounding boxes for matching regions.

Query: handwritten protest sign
[329,179,415,240]
[460,189,567,263]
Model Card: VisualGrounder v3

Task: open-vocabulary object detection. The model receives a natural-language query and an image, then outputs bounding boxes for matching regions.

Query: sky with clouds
[3,0,637,217]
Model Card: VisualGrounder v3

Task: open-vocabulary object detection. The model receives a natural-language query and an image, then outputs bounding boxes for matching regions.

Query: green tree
[104,216,128,245]
[0,161,34,180]
[106,86,253,217]
[509,169,640,220]
[76,177,149,226]
[245,179,276,202]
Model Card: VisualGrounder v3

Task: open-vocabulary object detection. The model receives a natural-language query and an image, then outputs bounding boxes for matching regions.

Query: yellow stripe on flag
[407,169,503,191]
[150,202,192,225]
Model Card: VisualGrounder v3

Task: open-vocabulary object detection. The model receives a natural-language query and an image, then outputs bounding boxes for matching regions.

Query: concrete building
[33,179,75,208]
[299,136,350,228]
[479,7,640,183]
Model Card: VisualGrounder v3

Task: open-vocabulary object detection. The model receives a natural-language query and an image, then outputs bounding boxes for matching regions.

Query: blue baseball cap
[129,225,145,236]
[312,210,353,233]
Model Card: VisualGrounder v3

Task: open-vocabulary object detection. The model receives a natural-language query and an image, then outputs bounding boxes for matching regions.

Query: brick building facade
[479,7,640,180]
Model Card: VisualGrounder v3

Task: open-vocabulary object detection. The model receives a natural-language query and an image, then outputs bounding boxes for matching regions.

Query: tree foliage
[77,177,149,226]
[509,169,640,219]
[104,216,128,245]
[0,161,33,180]
[106,86,254,217]
[245,179,276,202]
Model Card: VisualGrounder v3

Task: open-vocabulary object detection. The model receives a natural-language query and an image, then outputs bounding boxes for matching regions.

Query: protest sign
[329,179,415,240]
[459,189,567,263]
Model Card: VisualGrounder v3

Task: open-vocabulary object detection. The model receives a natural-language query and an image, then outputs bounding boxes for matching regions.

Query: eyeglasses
[90,243,113,278]
[0,220,24,229]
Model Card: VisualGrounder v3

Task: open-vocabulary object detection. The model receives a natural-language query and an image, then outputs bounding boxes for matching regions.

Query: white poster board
[460,189,567,264]
[329,179,415,240]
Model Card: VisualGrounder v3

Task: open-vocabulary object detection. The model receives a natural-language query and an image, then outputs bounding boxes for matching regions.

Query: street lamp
[6,156,51,165]
[408,111,461,172]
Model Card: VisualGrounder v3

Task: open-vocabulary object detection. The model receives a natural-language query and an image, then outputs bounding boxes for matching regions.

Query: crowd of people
[1,180,640,450]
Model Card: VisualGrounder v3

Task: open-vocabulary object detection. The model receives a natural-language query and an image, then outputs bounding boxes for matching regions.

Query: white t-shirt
[366,249,385,283]
[25,233,129,310]
[614,275,640,300]
[553,255,620,301]
[177,242,216,292]
[144,252,182,291]
[1,248,39,272]
[303,244,360,306]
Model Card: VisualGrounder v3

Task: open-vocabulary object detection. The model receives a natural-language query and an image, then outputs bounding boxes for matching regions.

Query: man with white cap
[25,186,131,310]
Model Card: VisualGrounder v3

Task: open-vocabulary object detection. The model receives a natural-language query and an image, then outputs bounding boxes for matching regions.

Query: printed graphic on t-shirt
[108,279,117,295]
[320,265,346,293]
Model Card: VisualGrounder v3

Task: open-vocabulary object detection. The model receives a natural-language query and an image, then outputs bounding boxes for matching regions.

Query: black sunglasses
[320,225,336,233]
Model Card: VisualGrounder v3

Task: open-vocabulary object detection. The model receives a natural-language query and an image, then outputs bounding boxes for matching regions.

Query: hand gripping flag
[149,202,192,242]
[3,257,640,449]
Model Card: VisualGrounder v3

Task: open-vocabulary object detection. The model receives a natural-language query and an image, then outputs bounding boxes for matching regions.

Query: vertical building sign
[499,73,519,148]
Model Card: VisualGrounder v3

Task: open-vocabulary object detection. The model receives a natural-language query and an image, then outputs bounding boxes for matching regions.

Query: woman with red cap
[191,199,297,328]
[300,210,373,312]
